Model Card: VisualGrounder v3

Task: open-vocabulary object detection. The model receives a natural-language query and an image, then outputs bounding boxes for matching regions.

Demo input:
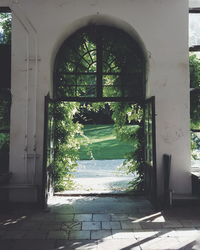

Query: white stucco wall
[190,0,200,7]
[0,0,191,202]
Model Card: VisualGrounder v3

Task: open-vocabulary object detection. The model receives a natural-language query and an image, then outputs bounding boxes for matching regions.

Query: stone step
[54,190,141,197]
[191,171,200,195]
[0,184,39,204]
[172,193,200,206]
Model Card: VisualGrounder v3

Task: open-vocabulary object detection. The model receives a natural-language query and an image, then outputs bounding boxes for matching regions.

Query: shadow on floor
[0,196,200,249]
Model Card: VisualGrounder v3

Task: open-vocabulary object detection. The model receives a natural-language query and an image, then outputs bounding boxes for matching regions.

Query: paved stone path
[71,160,135,192]
[0,196,200,249]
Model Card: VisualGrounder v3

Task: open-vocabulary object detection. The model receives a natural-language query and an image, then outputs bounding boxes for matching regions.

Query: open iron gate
[41,95,55,208]
[144,96,157,206]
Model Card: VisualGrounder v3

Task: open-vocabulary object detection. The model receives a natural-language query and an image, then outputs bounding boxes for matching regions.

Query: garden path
[71,159,136,193]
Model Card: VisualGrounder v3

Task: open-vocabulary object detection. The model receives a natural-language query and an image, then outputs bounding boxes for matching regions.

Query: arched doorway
[42,25,156,206]
[54,25,145,101]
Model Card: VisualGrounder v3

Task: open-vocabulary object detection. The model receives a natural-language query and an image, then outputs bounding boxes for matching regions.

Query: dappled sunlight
[0,215,27,227]
[2,216,27,226]
[133,212,165,223]
[49,197,200,249]
[50,99,142,194]
[0,196,199,250]
[66,120,138,194]
[62,159,136,194]
[82,124,115,134]
[77,124,134,160]
[71,177,134,193]
[81,136,116,144]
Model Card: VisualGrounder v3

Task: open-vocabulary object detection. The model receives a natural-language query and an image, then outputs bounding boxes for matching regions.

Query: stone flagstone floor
[0,196,200,249]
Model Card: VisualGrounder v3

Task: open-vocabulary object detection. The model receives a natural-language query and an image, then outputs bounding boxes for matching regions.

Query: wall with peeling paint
[0,0,190,202]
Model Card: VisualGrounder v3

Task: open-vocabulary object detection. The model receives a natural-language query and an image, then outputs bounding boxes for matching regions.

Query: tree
[190,54,200,160]
[0,13,11,44]
[190,54,200,128]
[0,13,11,175]
[190,54,200,88]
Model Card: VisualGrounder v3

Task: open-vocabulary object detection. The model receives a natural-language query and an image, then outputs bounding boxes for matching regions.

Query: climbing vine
[52,102,82,191]
[52,101,145,192]
[110,102,144,191]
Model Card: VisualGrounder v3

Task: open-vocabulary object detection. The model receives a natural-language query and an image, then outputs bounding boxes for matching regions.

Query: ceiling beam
[190,45,200,52]
[189,8,200,13]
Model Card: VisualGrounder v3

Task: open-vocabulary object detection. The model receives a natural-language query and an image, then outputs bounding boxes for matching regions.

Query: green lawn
[77,124,135,160]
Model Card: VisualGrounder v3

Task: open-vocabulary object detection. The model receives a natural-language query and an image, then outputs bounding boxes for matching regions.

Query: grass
[77,124,136,160]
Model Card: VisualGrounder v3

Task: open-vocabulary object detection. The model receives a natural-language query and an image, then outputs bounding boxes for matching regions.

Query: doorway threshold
[54,190,141,197]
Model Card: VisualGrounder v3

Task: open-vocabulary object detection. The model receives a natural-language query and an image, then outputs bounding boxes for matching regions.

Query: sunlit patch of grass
[77,124,136,160]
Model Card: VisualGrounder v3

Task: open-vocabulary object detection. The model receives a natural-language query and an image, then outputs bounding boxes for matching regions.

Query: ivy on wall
[52,101,144,192]
[52,102,82,191]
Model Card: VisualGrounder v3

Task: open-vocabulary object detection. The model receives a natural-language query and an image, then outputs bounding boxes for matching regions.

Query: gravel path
[71,160,136,192]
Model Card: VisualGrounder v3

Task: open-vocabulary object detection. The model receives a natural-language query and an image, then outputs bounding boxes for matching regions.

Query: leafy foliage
[190,54,200,160]
[0,13,11,173]
[77,124,134,160]
[191,133,200,160]
[52,102,82,191]
[190,54,200,89]
[51,101,144,192]
[190,55,200,129]
[109,102,144,191]
[0,13,11,44]
[191,90,200,130]
[0,89,11,130]
[52,26,146,191]
[0,90,11,173]
[76,102,145,191]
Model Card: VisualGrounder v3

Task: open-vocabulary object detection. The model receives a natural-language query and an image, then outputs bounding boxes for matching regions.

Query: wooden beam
[189,8,200,13]
[190,87,200,93]
[191,129,200,133]
[0,7,11,13]
[190,46,200,52]
[0,129,9,133]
